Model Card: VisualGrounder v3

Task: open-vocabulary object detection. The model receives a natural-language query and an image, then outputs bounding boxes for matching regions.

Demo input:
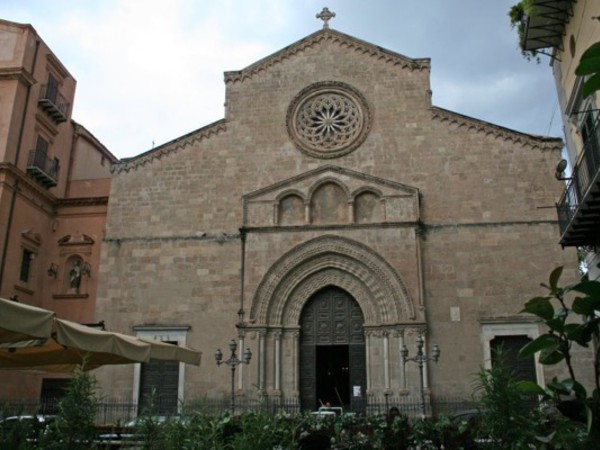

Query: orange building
[0,19,116,400]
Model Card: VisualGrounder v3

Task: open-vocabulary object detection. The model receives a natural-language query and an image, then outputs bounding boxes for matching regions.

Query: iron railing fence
[1,395,477,425]
[27,148,60,185]
[38,83,69,122]
[557,114,600,239]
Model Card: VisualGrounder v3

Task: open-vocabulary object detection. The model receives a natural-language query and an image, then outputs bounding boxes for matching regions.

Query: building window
[139,350,179,414]
[19,249,34,282]
[481,322,543,386]
[132,326,190,414]
[490,335,536,383]
[46,73,60,104]
[41,378,69,414]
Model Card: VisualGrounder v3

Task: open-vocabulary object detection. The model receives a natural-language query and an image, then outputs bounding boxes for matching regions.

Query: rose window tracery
[287,82,371,159]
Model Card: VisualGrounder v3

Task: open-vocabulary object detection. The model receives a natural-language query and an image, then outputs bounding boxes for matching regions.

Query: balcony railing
[27,149,59,188]
[38,83,69,123]
[556,116,600,247]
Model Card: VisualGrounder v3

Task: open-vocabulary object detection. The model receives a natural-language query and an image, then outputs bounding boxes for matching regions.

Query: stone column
[237,331,246,391]
[274,330,282,391]
[292,331,300,394]
[422,333,429,390]
[395,328,407,391]
[258,330,266,391]
[304,201,310,224]
[383,330,390,391]
[365,330,372,392]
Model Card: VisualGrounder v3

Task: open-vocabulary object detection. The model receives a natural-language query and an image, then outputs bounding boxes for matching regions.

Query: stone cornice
[0,67,35,86]
[431,106,563,151]
[111,119,227,174]
[224,29,430,84]
[0,163,55,204]
[55,196,109,207]
[72,121,118,163]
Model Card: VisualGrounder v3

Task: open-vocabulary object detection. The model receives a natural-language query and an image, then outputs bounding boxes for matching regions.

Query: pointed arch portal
[250,235,415,327]
[247,235,419,407]
[299,286,366,411]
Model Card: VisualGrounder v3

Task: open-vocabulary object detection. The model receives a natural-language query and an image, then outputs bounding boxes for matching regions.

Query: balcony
[556,117,600,247]
[27,149,59,188]
[38,84,69,123]
[521,0,574,52]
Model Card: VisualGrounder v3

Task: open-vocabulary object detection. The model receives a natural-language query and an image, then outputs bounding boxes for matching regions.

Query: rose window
[287,82,371,159]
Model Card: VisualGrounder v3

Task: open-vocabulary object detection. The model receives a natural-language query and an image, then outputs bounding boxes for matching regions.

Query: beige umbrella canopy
[0,297,201,372]
[0,297,55,346]
[141,338,201,366]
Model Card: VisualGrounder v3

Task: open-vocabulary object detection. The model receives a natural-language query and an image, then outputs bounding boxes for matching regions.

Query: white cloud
[0,0,564,157]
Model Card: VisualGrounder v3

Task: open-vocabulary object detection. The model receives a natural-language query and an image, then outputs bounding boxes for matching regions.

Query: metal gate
[299,287,366,411]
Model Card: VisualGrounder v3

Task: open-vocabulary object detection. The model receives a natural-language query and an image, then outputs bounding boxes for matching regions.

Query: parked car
[0,415,56,443]
[97,415,181,442]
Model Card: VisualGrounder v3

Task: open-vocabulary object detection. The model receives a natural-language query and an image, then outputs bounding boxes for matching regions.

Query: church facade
[95,17,580,411]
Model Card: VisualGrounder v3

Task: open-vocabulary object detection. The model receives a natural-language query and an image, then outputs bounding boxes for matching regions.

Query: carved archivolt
[250,235,414,327]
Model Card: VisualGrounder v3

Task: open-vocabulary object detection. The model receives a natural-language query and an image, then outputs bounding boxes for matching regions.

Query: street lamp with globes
[215,339,252,413]
[401,334,440,417]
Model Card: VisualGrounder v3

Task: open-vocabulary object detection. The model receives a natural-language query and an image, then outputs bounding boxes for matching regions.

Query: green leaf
[539,348,564,365]
[570,379,588,399]
[564,323,591,346]
[546,316,566,333]
[516,380,547,396]
[572,280,600,299]
[549,266,563,292]
[554,378,587,399]
[547,378,571,395]
[534,431,556,444]
[575,56,600,75]
[580,41,600,60]
[521,296,554,321]
[582,73,600,99]
[518,333,559,359]
[572,296,600,316]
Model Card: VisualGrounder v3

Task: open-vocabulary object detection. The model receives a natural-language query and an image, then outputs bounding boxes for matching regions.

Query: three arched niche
[277,181,383,226]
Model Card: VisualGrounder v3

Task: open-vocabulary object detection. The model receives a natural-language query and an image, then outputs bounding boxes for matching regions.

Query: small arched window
[311,182,348,224]
[354,191,382,223]
[278,194,304,225]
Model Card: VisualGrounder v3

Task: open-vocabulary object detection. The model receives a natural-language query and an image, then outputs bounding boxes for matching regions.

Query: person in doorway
[387,406,401,424]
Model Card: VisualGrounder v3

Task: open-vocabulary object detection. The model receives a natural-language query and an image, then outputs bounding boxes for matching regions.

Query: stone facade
[95,25,581,409]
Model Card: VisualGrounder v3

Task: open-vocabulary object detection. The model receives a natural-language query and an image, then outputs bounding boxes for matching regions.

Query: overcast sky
[1,0,563,160]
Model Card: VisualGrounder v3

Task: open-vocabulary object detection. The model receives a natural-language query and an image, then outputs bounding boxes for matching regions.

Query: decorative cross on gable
[316,7,335,29]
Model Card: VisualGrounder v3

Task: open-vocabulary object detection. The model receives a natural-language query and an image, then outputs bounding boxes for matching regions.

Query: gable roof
[111,28,562,173]
[224,28,430,84]
[431,107,563,152]
[111,119,227,174]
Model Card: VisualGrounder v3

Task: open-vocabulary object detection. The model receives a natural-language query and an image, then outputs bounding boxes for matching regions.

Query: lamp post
[401,334,440,417]
[215,339,252,414]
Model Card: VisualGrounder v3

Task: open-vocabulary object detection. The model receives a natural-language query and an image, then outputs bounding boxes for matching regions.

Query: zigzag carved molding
[225,30,429,84]
[112,120,227,174]
[431,107,562,152]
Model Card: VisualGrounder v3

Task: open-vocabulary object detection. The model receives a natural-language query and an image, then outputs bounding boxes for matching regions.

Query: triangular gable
[431,107,563,151]
[225,28,430,84]
[112,119,227,174]
[243,165,419,227]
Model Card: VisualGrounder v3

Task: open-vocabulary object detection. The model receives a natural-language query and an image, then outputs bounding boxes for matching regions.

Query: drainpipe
[14,38,40,166]
[0,180,20,295]
[237,227,247,327]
